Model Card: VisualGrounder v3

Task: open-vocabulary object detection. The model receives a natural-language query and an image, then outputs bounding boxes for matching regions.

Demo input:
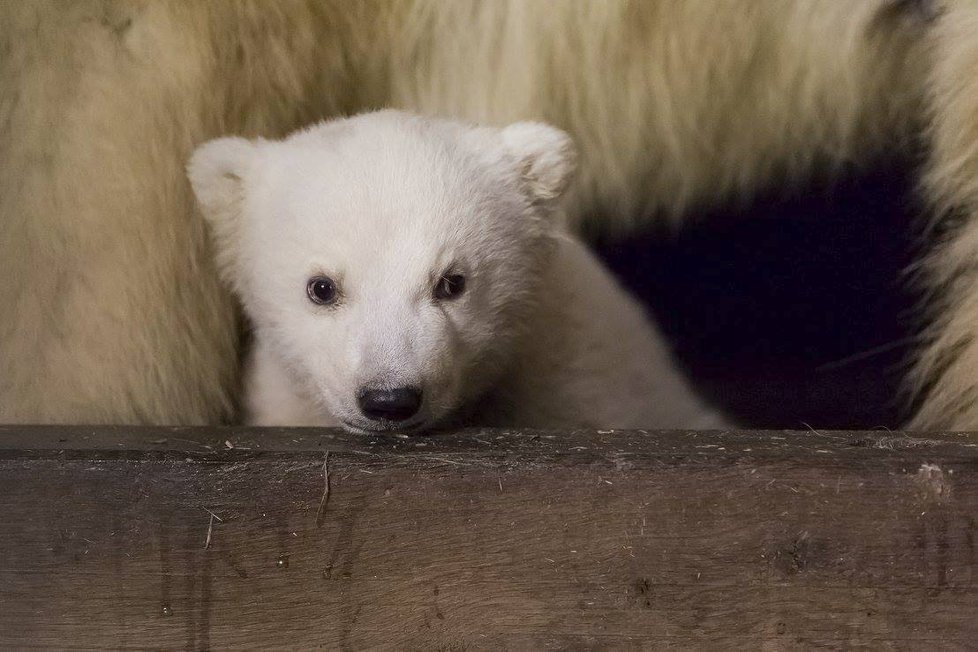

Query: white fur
[189,111,727,431]
[391,0,931,230]
[0,1,930,425]
[908,0,978,430]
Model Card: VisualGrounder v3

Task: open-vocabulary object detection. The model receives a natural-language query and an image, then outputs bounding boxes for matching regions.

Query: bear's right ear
[187,137,257,279]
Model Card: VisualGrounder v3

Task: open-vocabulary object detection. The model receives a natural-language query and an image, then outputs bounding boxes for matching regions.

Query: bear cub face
[189,111,575,432]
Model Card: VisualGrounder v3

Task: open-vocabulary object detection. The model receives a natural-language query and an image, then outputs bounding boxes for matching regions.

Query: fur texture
[0,1,930,425]
[391,0,930,229]
[0,1,368,423]
[190,111,727,431]
[909,0,978,430]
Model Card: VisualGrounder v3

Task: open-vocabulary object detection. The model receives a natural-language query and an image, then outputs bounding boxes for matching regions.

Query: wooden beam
[1,426,977,648]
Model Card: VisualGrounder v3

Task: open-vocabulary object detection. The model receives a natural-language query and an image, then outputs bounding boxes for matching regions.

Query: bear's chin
[339,418,433,436]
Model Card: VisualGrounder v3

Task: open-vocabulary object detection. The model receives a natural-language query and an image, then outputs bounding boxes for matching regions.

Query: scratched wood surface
[1,426,977,649]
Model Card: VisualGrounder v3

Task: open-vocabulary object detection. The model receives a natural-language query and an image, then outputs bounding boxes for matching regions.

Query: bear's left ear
[499,122,577,209]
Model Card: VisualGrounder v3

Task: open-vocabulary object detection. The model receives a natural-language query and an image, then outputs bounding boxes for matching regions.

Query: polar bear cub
[189,110,727,432]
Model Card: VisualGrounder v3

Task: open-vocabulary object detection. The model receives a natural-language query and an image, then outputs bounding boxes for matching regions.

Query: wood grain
[1,426,977,649]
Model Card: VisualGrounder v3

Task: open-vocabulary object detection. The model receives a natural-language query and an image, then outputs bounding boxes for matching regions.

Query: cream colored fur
[391,0,930,229]
[0,1,930,425]
[909,0,978,430]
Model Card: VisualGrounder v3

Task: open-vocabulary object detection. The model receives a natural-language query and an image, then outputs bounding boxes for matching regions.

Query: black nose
[357,386,422,422]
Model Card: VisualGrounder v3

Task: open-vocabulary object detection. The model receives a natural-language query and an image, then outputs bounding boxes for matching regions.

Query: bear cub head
[189,110,576,432]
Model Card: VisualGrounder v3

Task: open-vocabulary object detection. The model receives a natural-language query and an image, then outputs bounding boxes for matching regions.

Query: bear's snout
[357,386,423,422]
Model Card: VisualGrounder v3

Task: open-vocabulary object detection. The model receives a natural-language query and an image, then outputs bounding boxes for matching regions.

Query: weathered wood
[1,426,977,648]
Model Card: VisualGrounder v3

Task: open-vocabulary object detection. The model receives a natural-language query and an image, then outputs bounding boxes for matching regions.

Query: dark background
[594,158,924,429]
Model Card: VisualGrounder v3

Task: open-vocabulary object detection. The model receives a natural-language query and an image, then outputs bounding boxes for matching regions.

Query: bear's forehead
[264,132,480,195]
[253,134,525,242]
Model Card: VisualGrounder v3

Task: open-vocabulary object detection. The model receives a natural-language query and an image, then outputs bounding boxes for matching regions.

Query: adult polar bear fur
[0,1,930,425]
[189,111,728,431]
[910,0,978,430]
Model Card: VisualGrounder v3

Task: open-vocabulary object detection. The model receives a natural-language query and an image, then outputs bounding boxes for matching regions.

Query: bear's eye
[434,273,466,301]
[307,276,338,306]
